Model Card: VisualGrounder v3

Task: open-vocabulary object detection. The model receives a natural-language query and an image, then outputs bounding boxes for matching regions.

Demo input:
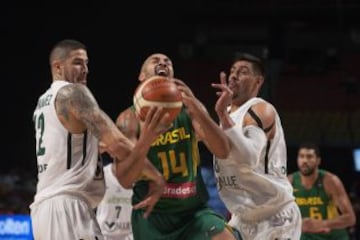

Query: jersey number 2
[34,113,46,156]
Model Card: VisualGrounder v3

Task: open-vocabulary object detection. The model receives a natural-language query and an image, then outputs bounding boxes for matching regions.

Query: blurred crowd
[0,168,36,215]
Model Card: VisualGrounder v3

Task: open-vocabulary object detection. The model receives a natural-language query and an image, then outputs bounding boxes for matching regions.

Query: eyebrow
[231,65,250,71]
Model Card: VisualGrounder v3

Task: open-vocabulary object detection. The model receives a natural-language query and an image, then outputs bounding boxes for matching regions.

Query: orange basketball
[133,76,183,124]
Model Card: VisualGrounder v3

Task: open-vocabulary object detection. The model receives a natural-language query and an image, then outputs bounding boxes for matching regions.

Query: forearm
[142,160,165,188]
[186,98,231,159]
[113,134,155,188]
[324,214,356,229]
[216,111,235,130]
[195,113,231,159]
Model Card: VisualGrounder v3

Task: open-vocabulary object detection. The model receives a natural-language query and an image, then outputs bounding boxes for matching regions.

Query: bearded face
[297,148,320,177]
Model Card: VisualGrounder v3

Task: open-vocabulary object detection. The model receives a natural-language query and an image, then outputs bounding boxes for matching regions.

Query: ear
[317,157,322,166]
[52,60,62,71]
[51,60,62,78]
[138,72,146,82]
[257,75,264,86]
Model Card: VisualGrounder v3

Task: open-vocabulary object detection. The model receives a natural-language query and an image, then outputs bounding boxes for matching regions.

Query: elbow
[113,167,136,189]
[341,212,357,228]
[216,152,229,160]
[119,180,134,189]
[215,144,231,159]
[349,214,357,227]
[213,138,232,159]
[116,174,135,189]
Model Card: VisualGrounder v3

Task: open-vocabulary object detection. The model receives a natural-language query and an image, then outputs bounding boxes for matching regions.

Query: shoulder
[245,100,277,137]
[323,171,343,184]
[251,101,276,120]
[287,171,299,183]
[115,107,137,126]
[323,171,345,194]
[287,173,294,183]
[115,107,139,139]
[57,82,90,97]
[56,83,97,108]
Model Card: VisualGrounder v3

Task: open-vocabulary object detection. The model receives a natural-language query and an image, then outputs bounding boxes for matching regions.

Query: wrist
[323,219,330,229]
[217,112,234,130]
[216,110,228,121]
[155,174,165,187]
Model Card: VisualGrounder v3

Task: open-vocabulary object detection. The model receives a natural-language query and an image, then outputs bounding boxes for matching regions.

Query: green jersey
[292,169,349,240]
[132,107,209,213]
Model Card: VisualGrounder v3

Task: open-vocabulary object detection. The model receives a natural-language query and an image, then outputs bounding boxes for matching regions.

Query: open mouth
[155,66,168,77]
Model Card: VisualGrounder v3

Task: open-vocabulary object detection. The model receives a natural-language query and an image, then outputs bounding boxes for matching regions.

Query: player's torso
[32,81,104,208]
[214,98,293,218]
[293,170,333,219]
[293,170,349,240]
[133,108,208,212]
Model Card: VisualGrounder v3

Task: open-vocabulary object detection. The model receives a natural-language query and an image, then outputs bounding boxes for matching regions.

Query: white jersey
[214,97,295,222]
[96,163,133,240]
[31,80,105,209]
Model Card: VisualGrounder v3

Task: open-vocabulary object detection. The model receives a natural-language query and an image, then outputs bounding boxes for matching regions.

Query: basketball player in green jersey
[116,53,238,240]
[288,142,356,239]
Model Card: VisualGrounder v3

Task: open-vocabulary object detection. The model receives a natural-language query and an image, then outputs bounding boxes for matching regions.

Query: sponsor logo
[0,215,32,238]
[162,182,196,198]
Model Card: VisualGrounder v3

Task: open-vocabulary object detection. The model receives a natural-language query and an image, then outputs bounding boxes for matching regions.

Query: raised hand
[173,78,207,118]
[211,71,233,116]
[138,106,171,141]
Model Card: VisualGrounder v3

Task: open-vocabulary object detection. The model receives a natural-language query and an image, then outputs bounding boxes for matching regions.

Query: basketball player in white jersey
[211,53,302,240]
[31,39,170,240]
[96,162,133,240]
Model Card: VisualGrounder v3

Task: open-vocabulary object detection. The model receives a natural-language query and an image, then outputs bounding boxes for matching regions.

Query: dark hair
[299,142,321,157]
[233,52,265,76]
[49,39,86,64]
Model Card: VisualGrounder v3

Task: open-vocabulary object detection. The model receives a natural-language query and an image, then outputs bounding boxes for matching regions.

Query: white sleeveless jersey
[96,164,133,240]
[214,97,295,222]
[31,80,105,209]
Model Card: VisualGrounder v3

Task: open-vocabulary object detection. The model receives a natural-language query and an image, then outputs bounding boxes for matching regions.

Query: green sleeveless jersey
[292,169,349,240]
[132,107,209,213]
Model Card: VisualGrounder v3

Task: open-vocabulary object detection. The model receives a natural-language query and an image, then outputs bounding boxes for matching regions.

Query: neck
[230,97,250,113]
[301,169,319,188]
[229,104,240,113]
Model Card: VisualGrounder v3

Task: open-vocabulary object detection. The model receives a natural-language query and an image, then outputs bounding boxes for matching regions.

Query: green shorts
[300,231,350,240]
[132,206,227,240]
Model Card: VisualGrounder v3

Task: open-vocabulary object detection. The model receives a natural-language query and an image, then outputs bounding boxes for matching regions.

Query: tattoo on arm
[56,84,113,138]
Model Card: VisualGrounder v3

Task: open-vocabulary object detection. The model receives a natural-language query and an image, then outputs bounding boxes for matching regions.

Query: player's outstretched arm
[56,83,124,140]
[56,83,169,187]
[174,78,230,159]
[114,106,170,188]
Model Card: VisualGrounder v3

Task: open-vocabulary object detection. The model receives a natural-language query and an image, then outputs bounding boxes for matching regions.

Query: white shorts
[30,195,104,240]
[229,202,302,240]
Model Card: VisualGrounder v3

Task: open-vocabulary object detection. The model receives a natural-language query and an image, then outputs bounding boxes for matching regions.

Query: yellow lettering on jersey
[295,197,324,206]
[152,127,191,146]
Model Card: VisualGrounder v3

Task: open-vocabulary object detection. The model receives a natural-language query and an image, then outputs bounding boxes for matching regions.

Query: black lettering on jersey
[38,164,48,173]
